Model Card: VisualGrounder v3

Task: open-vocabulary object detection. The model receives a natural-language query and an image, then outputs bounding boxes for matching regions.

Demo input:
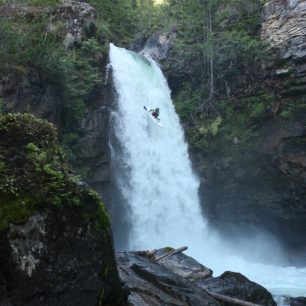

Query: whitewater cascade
[109,43,207,251]
[109,44,306,301]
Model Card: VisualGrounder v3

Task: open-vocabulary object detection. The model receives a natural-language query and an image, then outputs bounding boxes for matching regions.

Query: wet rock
[117,248,276,306]
[154,248,213,281]
[289,297,306,306]
[1,209,123,306]
[117,250,219,306]
[196,271,276,306]
[194,117,306,262]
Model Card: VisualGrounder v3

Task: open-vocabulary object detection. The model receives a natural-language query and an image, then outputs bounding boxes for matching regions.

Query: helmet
[156,107,159,111]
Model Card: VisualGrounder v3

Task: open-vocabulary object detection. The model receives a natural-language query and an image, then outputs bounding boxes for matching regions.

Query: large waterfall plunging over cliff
[109,43,206,251]
[109,44,306,301]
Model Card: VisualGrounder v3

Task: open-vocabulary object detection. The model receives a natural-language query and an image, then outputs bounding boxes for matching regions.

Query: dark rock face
[194,117,306,261]
[117,251,220,306]
[261,0,306,96]
[180,0,306,262]
[131,30,177,62]
[261,0,306,62]
[0,113,125,306]
[52,0,96,49]
[1,210,121,306]
[289,297,306,306]
[138,30,177,62]
[133,29,193,95]
[75,84,113,193]
[196,271,276,306]
[0,67,61,128]
[117,248,276,306]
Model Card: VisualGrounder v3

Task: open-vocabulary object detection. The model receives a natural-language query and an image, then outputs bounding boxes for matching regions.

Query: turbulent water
[109,44,306,302]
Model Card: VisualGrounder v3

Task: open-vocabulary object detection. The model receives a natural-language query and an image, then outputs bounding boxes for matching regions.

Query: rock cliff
[0,0,112,206]
[149,0,306,262]
[0,113,124,306]
[192,0,306,261]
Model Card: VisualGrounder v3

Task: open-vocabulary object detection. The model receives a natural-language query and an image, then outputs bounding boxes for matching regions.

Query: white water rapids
[109,44,306,303]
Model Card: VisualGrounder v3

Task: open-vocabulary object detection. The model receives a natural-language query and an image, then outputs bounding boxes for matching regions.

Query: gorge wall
[186,0,306,261]
[0,2,124,305]
[1,0,306,267]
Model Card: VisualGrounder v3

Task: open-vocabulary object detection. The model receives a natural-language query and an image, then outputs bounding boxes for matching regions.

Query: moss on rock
[0,112,110,233]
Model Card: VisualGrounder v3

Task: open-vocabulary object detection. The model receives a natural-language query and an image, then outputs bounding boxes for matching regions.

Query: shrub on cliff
[0,112,109,232]
[0,9,102,126]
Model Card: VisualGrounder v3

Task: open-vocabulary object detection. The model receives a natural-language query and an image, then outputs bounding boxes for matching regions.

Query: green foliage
[87,0,170,46]
[0,199,34,231]
[242,94,273,120]
[160,0,267,122]
[198,116,222,137]
[214,30,266,80]
[0,113,110,232]
[0,98,3,113]
[173,86,200,121]
[60,133,78,163]
[88,0,138,46]
[0,14,102,126]
[280,97,306,119]
[2,0,59,5]
[187,92,274,153]
[189,116,223,152]
[25,0,58,6]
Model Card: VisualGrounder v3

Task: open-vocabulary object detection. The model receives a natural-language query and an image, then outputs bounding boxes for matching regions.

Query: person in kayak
[150,107,160,120]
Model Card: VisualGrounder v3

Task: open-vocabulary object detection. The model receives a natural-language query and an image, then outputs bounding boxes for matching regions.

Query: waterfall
[109,44,306,301]
[109,43,206,251]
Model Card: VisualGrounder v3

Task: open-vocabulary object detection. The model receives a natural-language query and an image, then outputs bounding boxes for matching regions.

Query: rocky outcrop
[194,116,306,263]
[51,0,96,49]
[0,0,112,200]
[289,297,306,306]
[131,29,192,95]
[137,30,177,62]
[0,113,125,306]
[261,0,306,95]
[1,209,123,306]
[117,248,276,306]
[0,67,61,127]
[261,0,306,61]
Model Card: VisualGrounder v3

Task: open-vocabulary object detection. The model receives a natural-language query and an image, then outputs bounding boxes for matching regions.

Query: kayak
[144,106,163,127]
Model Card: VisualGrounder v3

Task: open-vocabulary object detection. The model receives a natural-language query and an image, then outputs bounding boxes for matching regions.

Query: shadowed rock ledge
[117,247,276,306]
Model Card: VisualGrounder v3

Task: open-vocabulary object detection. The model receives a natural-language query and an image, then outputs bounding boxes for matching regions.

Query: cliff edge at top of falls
[117,247,276,306]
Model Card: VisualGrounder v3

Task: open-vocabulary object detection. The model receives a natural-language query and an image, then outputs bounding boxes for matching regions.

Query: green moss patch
[0,113,110,233]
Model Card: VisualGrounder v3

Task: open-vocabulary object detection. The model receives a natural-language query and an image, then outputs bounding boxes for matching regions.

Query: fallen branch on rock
[207,291,262,306]
[155,246,188,261]
[134,249,157,258]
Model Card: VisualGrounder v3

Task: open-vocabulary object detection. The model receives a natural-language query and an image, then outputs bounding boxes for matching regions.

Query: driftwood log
[154,246,262,306]
[207,291,262,306]
[155,246,188,261]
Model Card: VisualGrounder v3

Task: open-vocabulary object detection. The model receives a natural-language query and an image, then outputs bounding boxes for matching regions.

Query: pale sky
[154,0,165,4]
